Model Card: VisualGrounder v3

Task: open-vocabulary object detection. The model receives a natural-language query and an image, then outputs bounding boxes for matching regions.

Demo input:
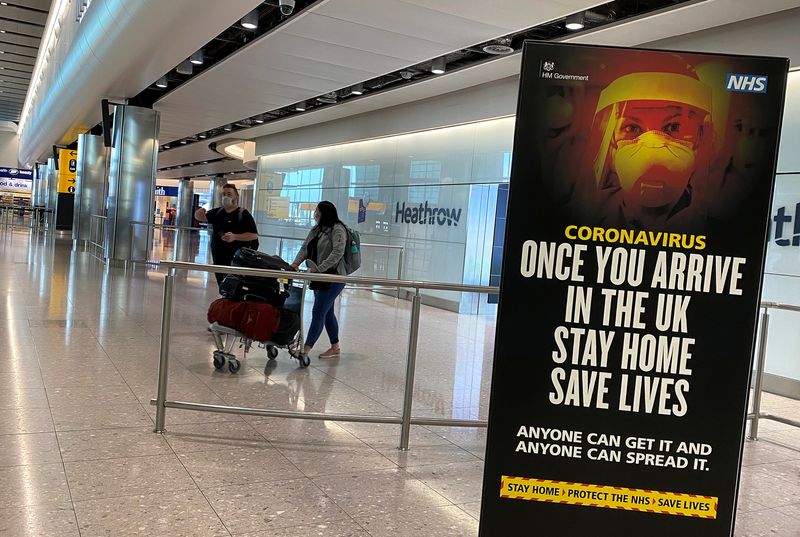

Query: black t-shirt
[206,207,259,262]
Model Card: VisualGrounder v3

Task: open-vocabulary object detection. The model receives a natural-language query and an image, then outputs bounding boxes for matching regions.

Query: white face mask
[221,196,234,209]
[613,130,696,209]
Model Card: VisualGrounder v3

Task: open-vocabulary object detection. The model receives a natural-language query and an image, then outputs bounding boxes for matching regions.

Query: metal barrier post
[396,249,404,299]
[748,309,770,441]
[154,268,176,433]
[279,238,284,258]
[128,222,135,267]
[399,288,422,450]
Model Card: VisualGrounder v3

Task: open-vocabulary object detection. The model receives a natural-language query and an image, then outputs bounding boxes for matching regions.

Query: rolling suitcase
[220,274,287,307]
[270,310,301,345]
[232,248,293,272]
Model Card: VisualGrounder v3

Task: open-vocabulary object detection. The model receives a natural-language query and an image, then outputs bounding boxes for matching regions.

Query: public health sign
[480,42,788,536]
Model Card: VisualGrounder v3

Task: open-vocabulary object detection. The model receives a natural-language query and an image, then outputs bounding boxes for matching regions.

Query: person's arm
[222,209,259,242]
[195,207,209,222]
[316,224,346,273]
[232,232,259,241]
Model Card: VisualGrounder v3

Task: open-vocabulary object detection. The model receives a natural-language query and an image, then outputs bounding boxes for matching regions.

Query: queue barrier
[151,260,498,450]
[747,301,800,439]
[128,220,405,295]
[0,205,53,231]
[149,265,797,450]
[88,214,107,258]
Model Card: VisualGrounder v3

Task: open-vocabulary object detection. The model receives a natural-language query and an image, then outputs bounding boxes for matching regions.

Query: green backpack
[342,225,361,275]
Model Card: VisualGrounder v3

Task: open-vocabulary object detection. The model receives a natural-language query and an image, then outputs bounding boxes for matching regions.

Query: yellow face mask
[612,130,695,209]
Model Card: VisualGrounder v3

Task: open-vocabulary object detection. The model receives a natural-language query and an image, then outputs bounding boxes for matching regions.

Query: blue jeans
[305,283,346,349]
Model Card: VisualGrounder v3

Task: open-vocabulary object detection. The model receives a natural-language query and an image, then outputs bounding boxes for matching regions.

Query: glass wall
[253,104,800,394]
[762,173,800,396]
[254,117,514,310]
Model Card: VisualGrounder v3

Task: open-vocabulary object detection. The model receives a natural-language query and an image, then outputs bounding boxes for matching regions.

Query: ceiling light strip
[17,0,69,135]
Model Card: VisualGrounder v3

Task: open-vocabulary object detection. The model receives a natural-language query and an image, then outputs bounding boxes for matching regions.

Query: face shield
[592,72,712,211]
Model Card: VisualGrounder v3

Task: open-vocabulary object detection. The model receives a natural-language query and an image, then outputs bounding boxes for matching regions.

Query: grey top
[293,223,347,275]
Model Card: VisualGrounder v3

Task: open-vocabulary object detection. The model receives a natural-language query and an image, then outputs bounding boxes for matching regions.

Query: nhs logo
[725,73,768,93]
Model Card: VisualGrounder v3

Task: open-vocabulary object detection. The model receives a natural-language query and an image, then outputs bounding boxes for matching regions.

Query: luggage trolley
[209,281,310,373]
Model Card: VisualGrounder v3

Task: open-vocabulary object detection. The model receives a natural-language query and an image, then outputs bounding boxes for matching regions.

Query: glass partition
[254,117,514,312]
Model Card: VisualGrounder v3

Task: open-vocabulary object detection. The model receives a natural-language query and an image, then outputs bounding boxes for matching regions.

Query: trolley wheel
[212,351,226,370]
[299,354,310,368]
[267,345,279,360]
[228,359,241,373]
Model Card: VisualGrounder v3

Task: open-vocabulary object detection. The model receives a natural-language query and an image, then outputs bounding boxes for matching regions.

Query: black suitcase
[228,249,294,307]
[271,310,301,345]
[220,274,287,308]
[232,248,293,272]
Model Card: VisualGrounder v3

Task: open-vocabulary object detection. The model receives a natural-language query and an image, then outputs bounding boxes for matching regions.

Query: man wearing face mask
[590,62,713,231]
[195,184,259,287]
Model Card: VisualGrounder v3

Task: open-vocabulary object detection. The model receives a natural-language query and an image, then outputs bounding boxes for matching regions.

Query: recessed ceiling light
[176,59,192,75]
[350,83,364,96]
[223,124,232,132]
[295,103,306,112]
[254,116,265,124]
[565,12,585,30]
[0,3,8,6]
[180,139,187,144]
[431,57,446,75]
[241,9,258,30]
[0,30,5,34]
[0,51,5,54]
[155,76,167,88]
[190,50,204,65]
[316,93,337,104]
[198,133,207,139]
[482,38,514,55]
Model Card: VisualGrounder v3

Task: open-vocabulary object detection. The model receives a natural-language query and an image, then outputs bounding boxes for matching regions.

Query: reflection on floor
[1,229,799,536]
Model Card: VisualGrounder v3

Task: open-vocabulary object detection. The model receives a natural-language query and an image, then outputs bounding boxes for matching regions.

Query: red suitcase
[207,298,280,342]
[238,301,280,342]
[207,298,248,328]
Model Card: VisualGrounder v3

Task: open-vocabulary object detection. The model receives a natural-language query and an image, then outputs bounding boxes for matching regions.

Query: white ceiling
[157,140,224,169]
[153,0,603,144]
[18,0,263,166]
[157,0,800,180]
[565,0,800,49]
[157,158,250,180]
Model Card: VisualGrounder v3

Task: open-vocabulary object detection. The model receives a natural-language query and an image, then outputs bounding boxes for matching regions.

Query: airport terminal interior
[1,1,800,536]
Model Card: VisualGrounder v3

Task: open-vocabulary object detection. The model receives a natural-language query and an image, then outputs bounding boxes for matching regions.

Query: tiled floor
[1,228,799,536]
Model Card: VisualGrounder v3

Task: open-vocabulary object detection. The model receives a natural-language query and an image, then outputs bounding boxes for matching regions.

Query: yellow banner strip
[500,475,718,519]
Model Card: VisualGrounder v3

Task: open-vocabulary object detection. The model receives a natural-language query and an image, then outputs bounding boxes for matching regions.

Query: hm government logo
[540,61,589,82]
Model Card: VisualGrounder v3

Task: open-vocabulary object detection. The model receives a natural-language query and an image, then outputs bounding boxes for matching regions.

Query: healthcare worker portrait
[589,58,714,231]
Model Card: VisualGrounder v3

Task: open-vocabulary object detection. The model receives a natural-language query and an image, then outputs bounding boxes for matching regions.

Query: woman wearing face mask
[589,59,713,231]
[291,201,347,359]
[195,184,259,287]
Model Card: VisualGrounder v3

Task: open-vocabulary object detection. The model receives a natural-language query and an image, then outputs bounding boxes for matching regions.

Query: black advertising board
[480,42,788,536]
